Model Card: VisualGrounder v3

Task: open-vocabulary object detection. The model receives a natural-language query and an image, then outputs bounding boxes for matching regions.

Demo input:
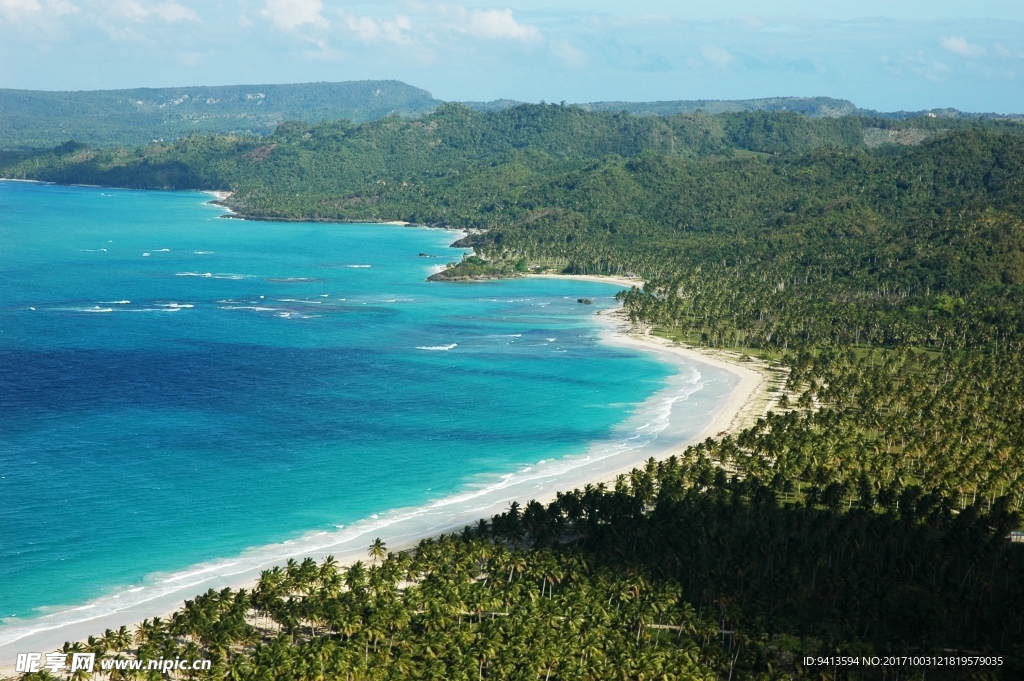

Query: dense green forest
[6,104,1024,679]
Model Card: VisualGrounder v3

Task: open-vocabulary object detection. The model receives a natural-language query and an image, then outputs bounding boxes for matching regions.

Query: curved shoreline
[0,301,772,668]
[0,232,774,671]
[599,313,767,446]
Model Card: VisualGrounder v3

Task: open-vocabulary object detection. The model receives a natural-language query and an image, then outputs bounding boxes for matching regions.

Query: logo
[15,652,95,673]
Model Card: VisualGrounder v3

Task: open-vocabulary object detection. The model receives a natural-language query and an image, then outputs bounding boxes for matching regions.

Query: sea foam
[176,272,249,280]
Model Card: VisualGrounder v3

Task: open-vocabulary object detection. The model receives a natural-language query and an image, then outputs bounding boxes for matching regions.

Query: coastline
[530,272,779,442]
[0,299,774,669]
[511,307,777,511]
[0,256,775,672]
[604,308,780,435]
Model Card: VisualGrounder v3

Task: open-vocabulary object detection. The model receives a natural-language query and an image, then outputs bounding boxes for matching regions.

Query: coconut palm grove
[4,101,1024,679]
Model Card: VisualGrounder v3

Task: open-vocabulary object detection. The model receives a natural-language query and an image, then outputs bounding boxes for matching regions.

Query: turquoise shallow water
[0,182,717,642]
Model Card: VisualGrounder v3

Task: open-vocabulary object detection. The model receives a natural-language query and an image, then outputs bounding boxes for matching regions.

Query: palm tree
[367,538,386,566]
[343,561,367,593]
[505,552,527,585]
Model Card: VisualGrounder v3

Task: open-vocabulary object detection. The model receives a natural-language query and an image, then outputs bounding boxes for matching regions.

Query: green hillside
[463,96,859,117]
[577,95,860,117]
[0,80,440,149]
[5,78,1021,151]
[470,95,1023,120]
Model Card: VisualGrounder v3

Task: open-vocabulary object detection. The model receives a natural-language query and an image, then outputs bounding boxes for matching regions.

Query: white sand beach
[528,272,643,289]
[587,309,775,481]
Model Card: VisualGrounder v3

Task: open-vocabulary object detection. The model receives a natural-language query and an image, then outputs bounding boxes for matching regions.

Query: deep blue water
[0,182,679,633]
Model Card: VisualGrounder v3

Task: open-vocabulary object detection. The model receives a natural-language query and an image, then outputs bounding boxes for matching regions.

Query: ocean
[0,181,735,656]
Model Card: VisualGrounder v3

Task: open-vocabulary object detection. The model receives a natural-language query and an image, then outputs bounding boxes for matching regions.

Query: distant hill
[3,80,1021,149]
[574,96,859,117]
[461,99,529,113]
[0,80,441,149]
[467,96,1023,121]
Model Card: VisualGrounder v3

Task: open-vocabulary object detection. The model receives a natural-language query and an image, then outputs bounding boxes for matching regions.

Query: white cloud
[0,0,77,22]
[107,0,147,21]
[102,0,195,23]
[892,51,949,81]
[436,5,539,41]
[342,13,411,44]
[465,8,537,40]
[992,43,1024,59]
[261,0,327,31]
[940,35,986,58]
[701,45,734,67]
[551,40,587,68]
[151,1,198,23]
[1,0,42,21]
[51,0,76,14]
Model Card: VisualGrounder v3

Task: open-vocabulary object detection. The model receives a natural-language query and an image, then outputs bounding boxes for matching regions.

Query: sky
[0,0,1022,112]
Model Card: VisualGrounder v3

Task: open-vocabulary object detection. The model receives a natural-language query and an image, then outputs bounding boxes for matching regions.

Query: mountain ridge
[3,79,1021,150]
